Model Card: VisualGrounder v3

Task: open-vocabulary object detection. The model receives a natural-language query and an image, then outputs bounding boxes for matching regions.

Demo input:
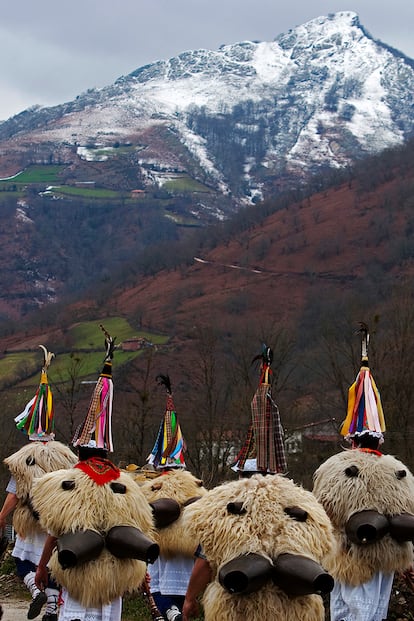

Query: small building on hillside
[285,419,340,455]
[121,337,153,351]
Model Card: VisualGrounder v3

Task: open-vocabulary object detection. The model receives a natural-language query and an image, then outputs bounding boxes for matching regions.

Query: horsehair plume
[251,343,273,387]
[263,344,273,366]
[39,344,55,370]
[251,343,273,367]
[99,323,116,361]
[356,322,369,362]
[156,374,172,394]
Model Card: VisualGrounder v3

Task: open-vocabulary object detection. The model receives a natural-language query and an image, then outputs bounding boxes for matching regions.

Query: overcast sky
[1,0,413,121]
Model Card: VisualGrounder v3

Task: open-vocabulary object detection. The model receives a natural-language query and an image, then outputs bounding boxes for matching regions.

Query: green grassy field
[47,185,124,199]
[0,190,25,202]
[0,163,216,217]
[0,165,64,185]
[68,317,167,349]
[1,317,168,387]
[0,351,38,385]
[162,176,212,193]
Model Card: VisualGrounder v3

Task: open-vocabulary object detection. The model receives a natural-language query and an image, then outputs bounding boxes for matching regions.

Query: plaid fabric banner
[73,378,103,446]
[234,422,256,470]
[251,383,287,474]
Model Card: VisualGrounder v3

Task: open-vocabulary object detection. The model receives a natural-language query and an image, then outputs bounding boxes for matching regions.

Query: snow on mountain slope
[1,11,414,205]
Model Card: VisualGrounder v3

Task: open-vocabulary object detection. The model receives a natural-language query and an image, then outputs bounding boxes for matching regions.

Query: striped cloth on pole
[251,383,287,474]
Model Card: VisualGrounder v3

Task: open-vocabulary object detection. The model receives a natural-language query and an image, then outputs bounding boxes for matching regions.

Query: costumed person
[182,457,267,621]
[181,470,335,621]
[143,373,204,621]
[313,322,414,621]
[183,344,294,621]
[32,325,161,621]
[0,345,78,621]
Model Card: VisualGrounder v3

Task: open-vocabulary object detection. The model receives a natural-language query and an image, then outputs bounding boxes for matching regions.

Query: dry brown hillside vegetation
[104,143,414,336]
[1,142,414,488]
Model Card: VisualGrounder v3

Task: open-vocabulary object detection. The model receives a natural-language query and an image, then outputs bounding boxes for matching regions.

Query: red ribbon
[358,448,382,457]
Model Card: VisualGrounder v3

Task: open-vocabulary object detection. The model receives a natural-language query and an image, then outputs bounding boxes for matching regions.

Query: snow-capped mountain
[1,11,414,209]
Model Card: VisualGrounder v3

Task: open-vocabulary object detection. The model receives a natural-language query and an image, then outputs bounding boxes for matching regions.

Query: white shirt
[58,589,122,621]
[7,476,47,565]
[148,555,194,596]
[330,572,394,621]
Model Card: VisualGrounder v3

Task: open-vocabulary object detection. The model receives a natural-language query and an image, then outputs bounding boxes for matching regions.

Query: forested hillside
[1,139,414,492]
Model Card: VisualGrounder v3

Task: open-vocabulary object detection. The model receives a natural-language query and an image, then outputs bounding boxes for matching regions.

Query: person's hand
[0,516,6,531]
[35,564,48,591]
[182,596,200,621]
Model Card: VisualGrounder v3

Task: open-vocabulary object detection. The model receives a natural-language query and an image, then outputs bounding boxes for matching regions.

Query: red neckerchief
[358,448,382,457]
[75,457,120,485]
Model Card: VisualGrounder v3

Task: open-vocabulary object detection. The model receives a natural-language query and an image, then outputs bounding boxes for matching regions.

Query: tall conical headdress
[15,345,55,441]
[340,322,386,443]
[72,324,116,452]
[147,374,186,469]
[233,344,287,474]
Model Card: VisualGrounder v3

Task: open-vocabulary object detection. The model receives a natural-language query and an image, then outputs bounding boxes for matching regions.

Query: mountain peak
[0,11,413,208]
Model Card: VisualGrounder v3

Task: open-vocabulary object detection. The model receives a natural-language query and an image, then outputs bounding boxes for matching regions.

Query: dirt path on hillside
[0,571,30,621]
[0,596,29,620]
